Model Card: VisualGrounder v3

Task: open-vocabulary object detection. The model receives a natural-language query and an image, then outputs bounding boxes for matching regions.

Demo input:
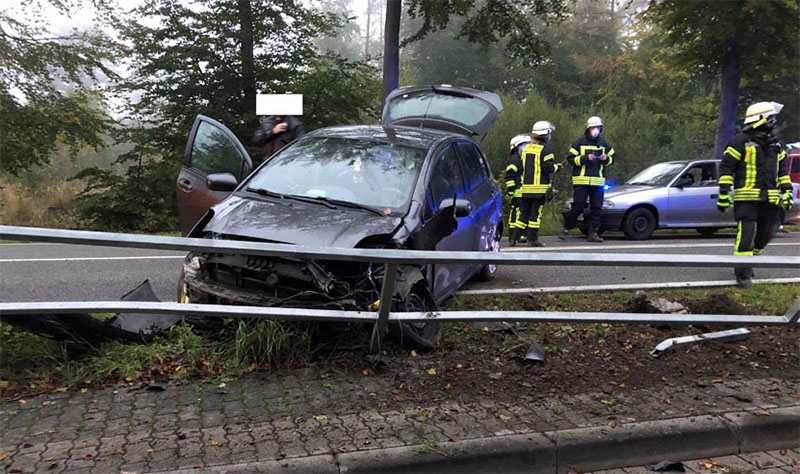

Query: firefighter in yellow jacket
[504,134,533,246]
[718,101,793,287]
[506,121,560,247]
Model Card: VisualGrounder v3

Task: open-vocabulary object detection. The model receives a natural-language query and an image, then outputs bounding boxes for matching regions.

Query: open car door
[177,115,253,235]
[382,85,503,136]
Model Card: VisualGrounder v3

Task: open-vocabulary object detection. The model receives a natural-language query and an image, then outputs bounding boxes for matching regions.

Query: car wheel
[474,229,501,282]
[696,227,719,236]
[388,288,442,351]
[623,207,656,240]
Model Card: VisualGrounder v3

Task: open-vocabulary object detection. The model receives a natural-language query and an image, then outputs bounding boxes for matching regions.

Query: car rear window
[386,91,492,128]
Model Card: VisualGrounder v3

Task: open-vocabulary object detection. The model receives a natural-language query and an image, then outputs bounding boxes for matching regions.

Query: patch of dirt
[680,293,752,315]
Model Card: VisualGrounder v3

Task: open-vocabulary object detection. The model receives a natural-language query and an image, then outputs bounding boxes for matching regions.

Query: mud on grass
[372,284,799,406]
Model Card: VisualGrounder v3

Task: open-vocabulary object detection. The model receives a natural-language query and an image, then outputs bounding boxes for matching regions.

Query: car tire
[623,207,656,240]
[696,227,719,236]
[474,229,501,282]
[388,286,441,351]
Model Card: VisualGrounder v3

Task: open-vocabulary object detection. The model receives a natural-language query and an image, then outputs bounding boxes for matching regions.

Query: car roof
[659,159,719,165]
[305,124,460,149]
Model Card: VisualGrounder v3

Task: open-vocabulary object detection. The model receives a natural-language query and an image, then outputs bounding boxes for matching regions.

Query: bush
[0,181,83,228]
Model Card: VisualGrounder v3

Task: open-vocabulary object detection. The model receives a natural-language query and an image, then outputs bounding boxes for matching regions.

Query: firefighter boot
[527,228,544,247]
[588,230,604,243]
[509,228,521,247]
[734,267,753,288]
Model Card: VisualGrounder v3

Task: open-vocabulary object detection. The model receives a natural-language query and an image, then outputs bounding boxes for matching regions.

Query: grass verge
[1,283,797,399]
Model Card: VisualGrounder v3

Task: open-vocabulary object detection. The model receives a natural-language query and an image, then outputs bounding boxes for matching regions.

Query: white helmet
[586,116,603,129]
[744,101,783,125]
[509,133,532,150]
[531,121,555,137]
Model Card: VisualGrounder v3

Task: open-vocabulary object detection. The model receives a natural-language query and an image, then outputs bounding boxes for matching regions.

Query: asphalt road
[0,231,798,303]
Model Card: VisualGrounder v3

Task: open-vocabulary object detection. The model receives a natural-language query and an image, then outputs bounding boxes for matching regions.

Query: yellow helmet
[744,101,783,125]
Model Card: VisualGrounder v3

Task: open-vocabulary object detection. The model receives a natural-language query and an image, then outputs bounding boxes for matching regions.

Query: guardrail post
[783,297,800,327]
[369,263,398,354]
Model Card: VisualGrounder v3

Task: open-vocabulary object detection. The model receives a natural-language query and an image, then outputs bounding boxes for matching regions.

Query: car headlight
[603,200,615,209]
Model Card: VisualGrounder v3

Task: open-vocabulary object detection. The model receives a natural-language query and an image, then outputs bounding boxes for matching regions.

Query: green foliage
[0,1,119,175]
[403,0,568,68]
[645,0,800,140]
[75,0,382,232]
[220,320,313,370]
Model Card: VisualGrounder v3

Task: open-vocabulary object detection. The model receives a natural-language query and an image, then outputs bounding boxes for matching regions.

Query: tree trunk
[382,0,401,102]
[713,35,741,159]
[238,0,257,125]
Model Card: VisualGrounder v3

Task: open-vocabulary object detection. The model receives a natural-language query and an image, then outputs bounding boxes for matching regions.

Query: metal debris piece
[110,280,183,335]
[524,343,546,363]
[627,291,688,315]
[650,328,750,358]
[645,461,686,472]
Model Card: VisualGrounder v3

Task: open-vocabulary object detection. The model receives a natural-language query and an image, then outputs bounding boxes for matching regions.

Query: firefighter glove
[717,193,733,212]
[781,190,794,211]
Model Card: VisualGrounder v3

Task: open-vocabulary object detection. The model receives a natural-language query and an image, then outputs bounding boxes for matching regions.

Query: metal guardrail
[1,225,798,353]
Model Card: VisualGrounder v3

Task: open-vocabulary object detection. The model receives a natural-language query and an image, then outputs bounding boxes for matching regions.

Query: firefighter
[514,121,560,247]
[560,116,616,243]
[718,101,793,288]
[505,134,533,246]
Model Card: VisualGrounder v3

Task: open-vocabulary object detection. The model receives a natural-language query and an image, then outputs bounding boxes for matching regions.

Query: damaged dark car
[175,85,504,349]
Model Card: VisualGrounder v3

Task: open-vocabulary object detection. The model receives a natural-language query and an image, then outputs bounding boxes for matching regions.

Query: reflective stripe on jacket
[719,130,790,203]
[567,135,615,186]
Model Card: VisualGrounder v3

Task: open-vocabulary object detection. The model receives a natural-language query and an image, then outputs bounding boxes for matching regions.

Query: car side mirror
[439,198,472,218]
[675,176,693,188]
[206,172,238,192]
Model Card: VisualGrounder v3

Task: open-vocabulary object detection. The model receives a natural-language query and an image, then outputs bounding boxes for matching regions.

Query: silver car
[563,159,800,240]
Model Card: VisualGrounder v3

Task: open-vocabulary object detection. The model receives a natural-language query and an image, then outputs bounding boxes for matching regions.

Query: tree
[76,0,381,231]
[381,0,568,99]
[0,1,119,175]
[646,0,800,158]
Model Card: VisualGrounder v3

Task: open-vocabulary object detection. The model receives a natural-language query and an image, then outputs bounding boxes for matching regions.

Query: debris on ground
[626,291,689,314]
[523,343,546,363]
[645,460,686,472]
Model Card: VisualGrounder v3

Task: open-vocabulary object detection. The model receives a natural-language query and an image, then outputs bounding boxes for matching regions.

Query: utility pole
[365,0,371,59]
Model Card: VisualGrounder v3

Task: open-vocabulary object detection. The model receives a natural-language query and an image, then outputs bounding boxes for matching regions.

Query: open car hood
[381,85,503,136]
[202,196,402,248]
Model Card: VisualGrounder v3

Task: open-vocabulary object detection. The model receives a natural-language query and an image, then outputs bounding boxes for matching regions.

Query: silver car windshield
[627,163,687,187]
[246,136,426,211]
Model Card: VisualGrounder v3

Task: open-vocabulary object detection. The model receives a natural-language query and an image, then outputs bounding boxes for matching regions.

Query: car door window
[456,142,489,189]
[428,145,466,213]
[679,163,717,187]
[191,121,248,179]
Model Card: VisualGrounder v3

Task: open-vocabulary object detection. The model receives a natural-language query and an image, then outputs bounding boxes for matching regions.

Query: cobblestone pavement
[594,448,800,473]
[1,368,798,473]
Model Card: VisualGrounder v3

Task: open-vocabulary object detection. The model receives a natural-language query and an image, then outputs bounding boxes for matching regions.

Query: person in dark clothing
[510,121,560,247]
[253,115,304,161]
[504,133,533,246]
[717,101,793,287]
[560,116,616,243]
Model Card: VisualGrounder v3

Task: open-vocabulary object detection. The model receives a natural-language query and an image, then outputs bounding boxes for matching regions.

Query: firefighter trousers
[508,198,524,231]
[564,185,604,232]
[733,201,781,280]
[519,195,546,242]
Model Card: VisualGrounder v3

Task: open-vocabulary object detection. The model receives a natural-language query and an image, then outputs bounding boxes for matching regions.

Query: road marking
[457,277,800,295]
[0,256,185,263]
[502,242,799,252]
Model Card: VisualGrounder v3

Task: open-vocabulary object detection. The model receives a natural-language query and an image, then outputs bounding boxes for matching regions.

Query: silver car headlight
[603,200,615,209]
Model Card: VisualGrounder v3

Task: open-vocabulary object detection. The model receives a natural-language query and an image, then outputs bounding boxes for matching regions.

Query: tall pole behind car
[382,0,401,103]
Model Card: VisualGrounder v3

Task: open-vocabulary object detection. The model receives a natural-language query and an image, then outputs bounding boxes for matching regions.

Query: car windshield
[244,136,427,212]
[627,163,687,187]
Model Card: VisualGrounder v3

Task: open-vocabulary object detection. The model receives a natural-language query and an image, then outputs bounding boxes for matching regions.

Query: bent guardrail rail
[1,225,798,354]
